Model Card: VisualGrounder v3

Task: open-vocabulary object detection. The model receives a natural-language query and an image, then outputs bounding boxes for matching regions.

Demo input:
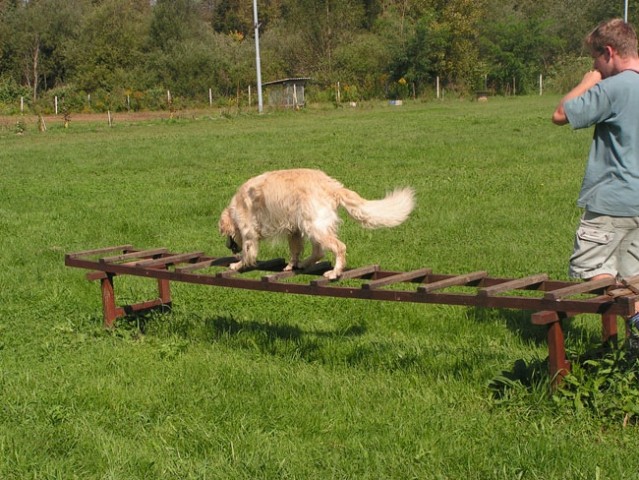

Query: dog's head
[218,208,242,254]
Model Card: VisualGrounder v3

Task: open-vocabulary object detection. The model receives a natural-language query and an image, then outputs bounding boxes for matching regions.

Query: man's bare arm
[552,70,602,125]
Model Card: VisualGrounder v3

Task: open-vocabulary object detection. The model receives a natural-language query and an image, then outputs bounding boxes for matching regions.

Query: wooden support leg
[158,278,172,308]
[100,273,118,329]
[95,272,172,328]
[601,313,618,347]
[531,311,572,389]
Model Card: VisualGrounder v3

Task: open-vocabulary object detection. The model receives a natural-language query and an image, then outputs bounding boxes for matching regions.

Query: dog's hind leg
[285,232,304,271]
[299,240,325,270]
[312,235,346,280]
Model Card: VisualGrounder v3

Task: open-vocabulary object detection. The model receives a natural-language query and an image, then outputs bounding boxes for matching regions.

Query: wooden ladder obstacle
[65,245,639,387]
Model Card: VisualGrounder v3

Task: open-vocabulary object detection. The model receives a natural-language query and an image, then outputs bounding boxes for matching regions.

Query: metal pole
[252,0,263,113]
[625,0,629,22]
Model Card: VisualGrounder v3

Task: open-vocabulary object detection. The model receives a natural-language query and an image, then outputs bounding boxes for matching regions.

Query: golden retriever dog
[218,168,415,279]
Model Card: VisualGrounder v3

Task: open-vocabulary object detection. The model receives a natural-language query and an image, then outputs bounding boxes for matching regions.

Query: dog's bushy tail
[338,187,415,229]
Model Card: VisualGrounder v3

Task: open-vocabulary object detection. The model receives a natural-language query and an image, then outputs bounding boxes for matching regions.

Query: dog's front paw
[229,261,243,271]
[323,269,340,280]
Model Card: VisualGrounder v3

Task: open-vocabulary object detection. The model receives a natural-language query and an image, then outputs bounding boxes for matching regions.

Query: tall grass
[1,97,637,479]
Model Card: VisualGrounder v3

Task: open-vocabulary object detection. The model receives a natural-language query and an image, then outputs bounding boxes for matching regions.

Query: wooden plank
[217,258,288,278]
[311,265,379,287]
[261,262,338,282]
[620,277,639,295]
[418,271,488,293]
[362,267,432,290]
[100,248,168,264]
[175,257,236,273]
[478,273,548,297]
[257,258,288,271]
[134,252,204,268]
[65,244,134,259]
[544,277,616,300]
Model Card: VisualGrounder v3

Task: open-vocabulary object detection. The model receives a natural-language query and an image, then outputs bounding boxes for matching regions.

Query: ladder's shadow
[466,306,605,346]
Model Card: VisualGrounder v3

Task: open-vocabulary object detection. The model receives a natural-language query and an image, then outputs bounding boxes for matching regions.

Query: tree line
[0,0,636,113]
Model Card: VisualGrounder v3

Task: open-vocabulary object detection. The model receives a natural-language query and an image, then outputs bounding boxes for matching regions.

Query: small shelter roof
[262,77,311,87]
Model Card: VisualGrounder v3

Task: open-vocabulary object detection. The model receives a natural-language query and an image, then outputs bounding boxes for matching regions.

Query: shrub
[552,348,639,425]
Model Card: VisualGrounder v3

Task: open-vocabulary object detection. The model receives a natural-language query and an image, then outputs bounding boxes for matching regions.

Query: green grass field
[2,97,639,479]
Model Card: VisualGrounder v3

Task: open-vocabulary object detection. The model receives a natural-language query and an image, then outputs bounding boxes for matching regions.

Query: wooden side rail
[65,245,639,387]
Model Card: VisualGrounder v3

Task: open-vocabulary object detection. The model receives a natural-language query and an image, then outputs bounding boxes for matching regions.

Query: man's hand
[552,70,602,125]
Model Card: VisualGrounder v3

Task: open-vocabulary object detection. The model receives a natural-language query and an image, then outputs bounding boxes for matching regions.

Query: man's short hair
[586,18,638,57]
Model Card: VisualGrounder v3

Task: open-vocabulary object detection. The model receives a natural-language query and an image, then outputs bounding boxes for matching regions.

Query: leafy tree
[3,0,639,107]
[150,0,204,51]
[389,0,484,95]
[70,0,151,93]
[438,0,485,90]
[480,15,563,94]
[389,13,449,94]
[2,0,84,101]
[332,32,391,98]
[277,0,366,83]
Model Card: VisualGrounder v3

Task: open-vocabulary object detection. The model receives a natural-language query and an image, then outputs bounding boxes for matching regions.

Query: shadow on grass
[489,356,550,400]
[467,306,600,347]
[202,315,370,364]
[206,315,367,342]
[467,307,546,344]
[200,314,508,376]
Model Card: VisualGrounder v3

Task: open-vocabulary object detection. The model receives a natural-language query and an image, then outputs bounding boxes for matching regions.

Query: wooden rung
[66,244,134,259]
[595,287,639,298]
[255,258,288,271]
[175,257,235,273]
[262,261,334,281]
[363,268,432,290]
[586,294,617,303]
[134,252,204,268]
[100,248,168,263]
[302,261,334,276]
[620,278,639,295]
[418,271,488,293]
[311,265,379,287]
[544,277,616,301]
[216,258,288,278]
[478,273,548,297]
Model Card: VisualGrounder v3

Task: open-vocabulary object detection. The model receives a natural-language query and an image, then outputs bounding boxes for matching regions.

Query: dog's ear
[218,208,235,236]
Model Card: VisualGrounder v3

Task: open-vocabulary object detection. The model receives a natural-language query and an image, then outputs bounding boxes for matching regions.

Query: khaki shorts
[570,211,639,279]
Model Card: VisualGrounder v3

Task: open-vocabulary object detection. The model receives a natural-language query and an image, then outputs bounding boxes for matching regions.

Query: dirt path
[1,110,212,128]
